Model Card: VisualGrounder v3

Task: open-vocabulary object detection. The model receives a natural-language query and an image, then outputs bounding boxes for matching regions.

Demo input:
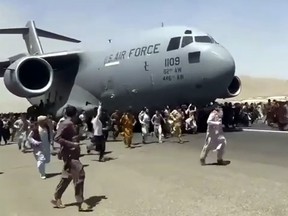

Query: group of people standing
[219,99,288,130]
[263,99,288,130]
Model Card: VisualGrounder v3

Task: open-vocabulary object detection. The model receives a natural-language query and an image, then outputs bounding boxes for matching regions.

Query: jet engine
[225,76,241,98]
[4,56,53,98]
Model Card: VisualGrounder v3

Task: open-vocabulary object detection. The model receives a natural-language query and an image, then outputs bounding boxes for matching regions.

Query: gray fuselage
[28,26,237,116]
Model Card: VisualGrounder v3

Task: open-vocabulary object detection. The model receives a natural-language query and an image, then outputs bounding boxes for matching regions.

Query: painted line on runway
[242,128,288,134]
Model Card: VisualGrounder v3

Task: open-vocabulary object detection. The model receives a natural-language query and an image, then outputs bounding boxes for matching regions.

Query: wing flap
[38,50,83,63]
[39,50,83,70]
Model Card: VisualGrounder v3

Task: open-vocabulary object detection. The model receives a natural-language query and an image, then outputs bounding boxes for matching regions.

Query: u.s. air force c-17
[0,20,241,117]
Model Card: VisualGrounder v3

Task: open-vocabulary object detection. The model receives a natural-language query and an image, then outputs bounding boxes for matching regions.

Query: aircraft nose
[204,45,235,80]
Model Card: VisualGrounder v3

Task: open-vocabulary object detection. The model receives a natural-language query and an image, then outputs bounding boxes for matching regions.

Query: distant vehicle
[0,20,241,117]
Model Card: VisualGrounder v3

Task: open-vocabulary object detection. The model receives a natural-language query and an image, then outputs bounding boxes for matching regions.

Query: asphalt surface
[0,127,288,216]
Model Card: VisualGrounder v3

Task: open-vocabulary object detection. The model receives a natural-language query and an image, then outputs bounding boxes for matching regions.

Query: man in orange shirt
[120,108,136,148]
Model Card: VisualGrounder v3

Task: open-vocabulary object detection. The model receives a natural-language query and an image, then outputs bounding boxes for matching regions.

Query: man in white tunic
[151,110,165,143]
[14,114,30,152]
[138,107,150,143]
[28,116,53,179]
[200,107,227,165]
[91,103,106,162]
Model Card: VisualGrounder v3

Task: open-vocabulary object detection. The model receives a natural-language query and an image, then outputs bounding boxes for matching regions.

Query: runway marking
[243,128,288,134]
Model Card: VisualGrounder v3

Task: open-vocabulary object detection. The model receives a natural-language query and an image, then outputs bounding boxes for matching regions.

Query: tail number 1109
[164,57,180,67]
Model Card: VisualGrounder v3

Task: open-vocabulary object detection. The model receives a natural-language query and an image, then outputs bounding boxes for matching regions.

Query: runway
[0,129,288,216]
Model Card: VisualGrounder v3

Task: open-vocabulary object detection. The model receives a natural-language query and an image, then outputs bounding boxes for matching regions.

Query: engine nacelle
[4,56,53,98]
[225,76,241,98]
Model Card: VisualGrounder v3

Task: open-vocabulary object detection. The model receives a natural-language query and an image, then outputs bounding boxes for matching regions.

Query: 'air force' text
[104,43,161,64]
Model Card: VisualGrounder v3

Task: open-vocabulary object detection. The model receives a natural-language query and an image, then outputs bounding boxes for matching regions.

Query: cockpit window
[184,30,192,34]
[167,37,181,51]
[181,36,193,48]
[210,36,218,44]
[208,35,217,43]
[195,36,213,43]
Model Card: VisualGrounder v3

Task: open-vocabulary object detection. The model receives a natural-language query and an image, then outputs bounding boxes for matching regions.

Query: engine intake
[226,76,241,97]
[4,57,53,98]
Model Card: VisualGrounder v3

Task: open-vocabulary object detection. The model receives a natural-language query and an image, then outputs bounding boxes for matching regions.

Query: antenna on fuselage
[108,39,112,43]
[161,22,164,27]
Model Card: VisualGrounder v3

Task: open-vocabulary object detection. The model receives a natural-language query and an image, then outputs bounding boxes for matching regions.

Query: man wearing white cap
[27,115,53,179]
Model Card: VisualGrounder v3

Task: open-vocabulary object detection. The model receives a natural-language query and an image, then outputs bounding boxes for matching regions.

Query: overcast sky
[0,0,287,111]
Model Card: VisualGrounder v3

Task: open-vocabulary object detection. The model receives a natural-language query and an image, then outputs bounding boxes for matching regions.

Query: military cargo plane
[0,20,241,117]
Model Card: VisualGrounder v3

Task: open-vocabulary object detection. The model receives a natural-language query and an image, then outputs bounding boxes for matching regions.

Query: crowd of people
[0,98,287,153]
[219,99,288,130]
[0,98,287,211]
[0,98,286,149]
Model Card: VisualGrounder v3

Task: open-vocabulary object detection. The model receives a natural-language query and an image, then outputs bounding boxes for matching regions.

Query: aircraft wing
[36,50,83,62]
[0,59,10,77]
[0,50,83,77]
